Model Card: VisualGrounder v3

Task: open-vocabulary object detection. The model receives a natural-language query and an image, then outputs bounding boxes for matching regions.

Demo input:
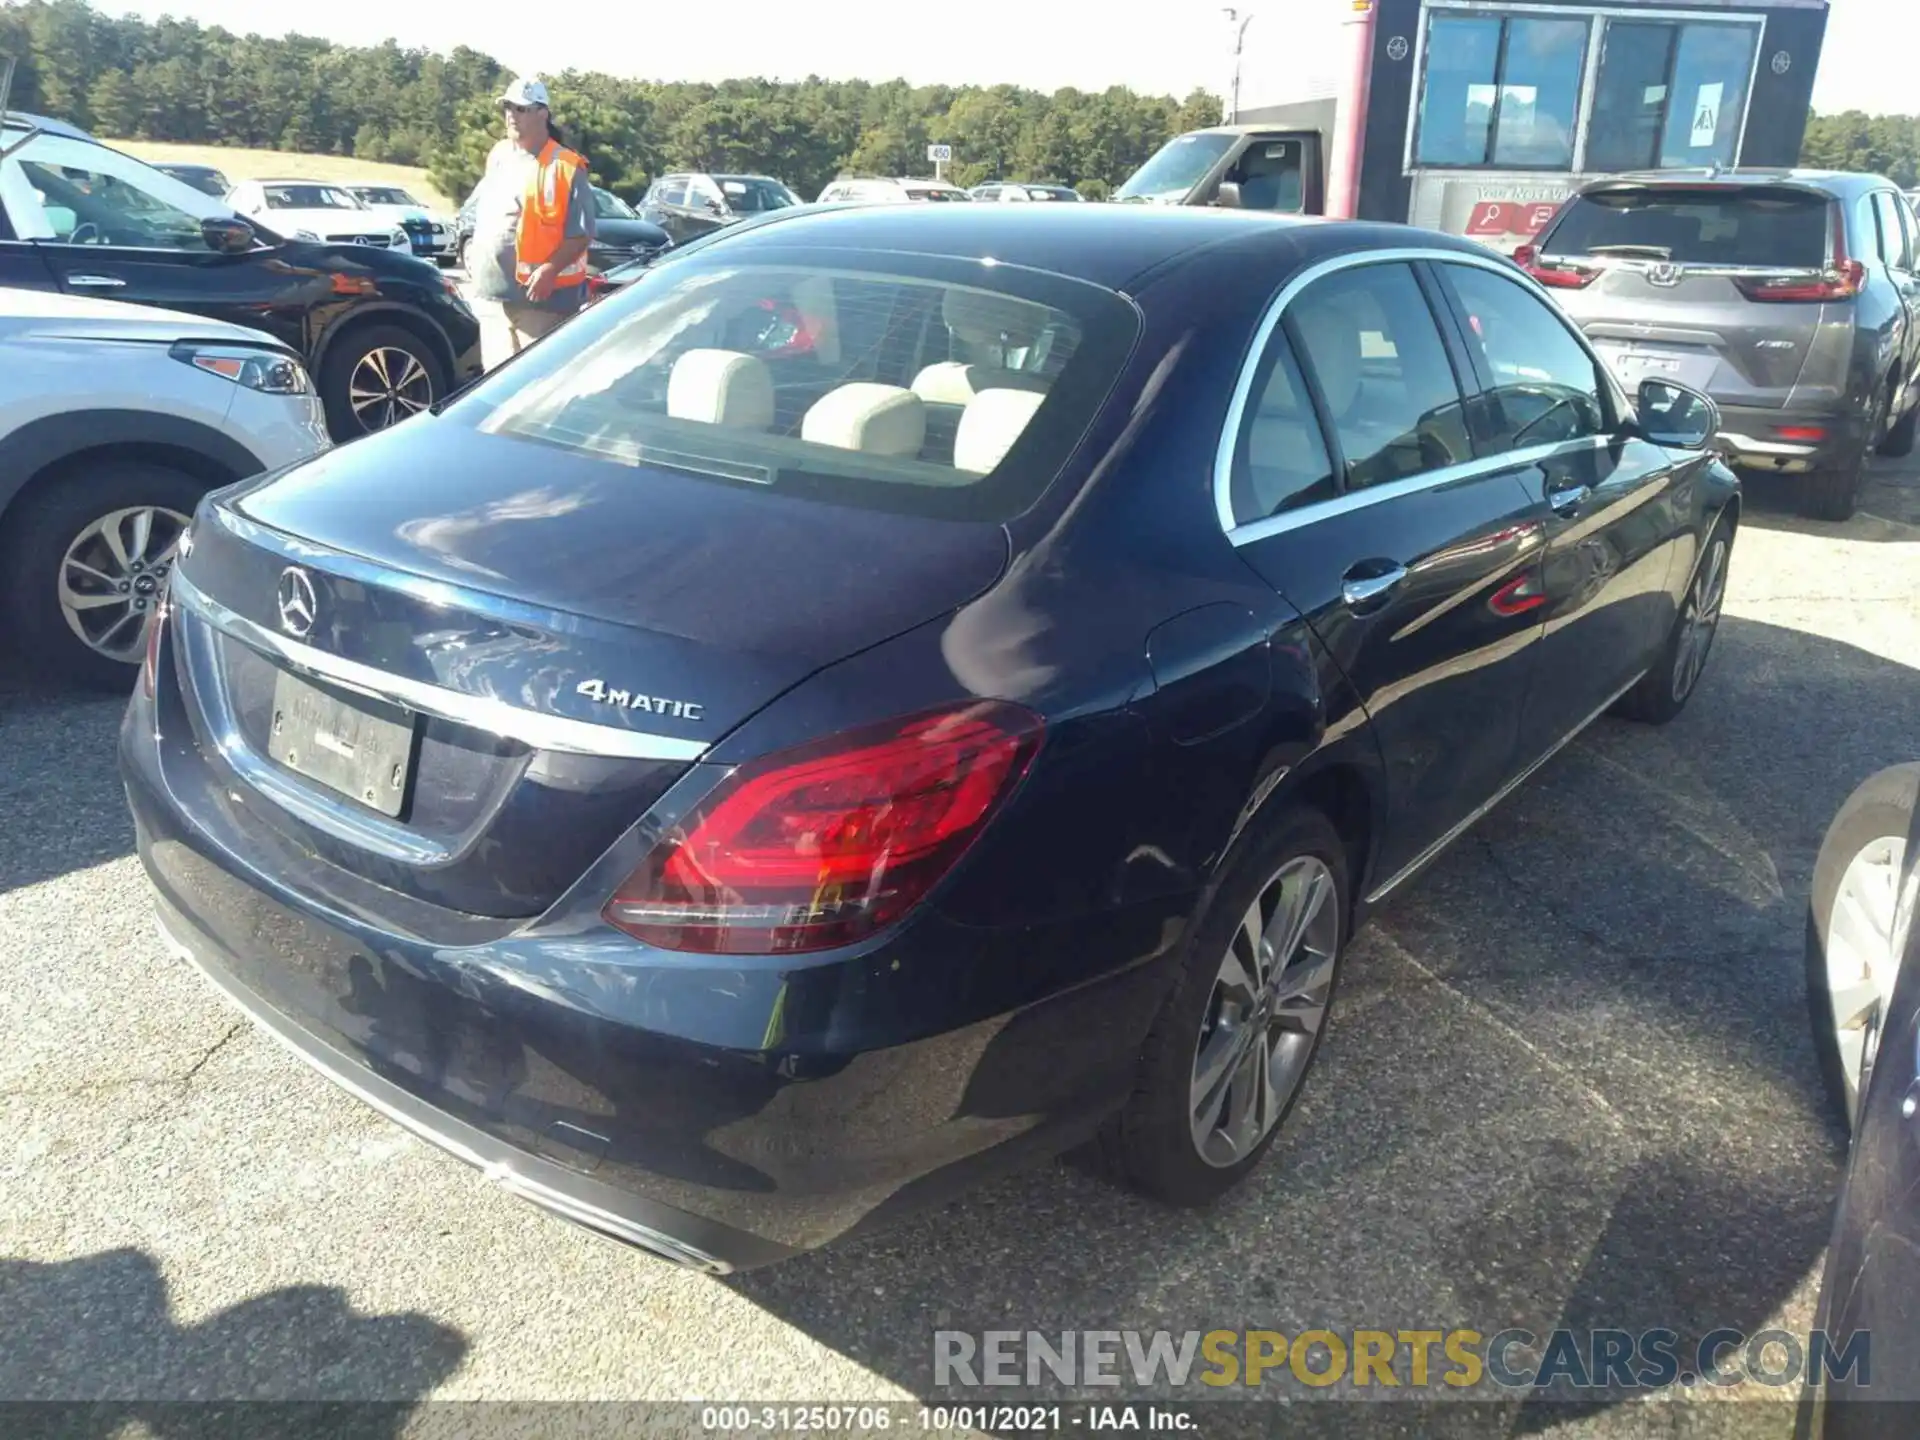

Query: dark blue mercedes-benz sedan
[122,203,1738,1271]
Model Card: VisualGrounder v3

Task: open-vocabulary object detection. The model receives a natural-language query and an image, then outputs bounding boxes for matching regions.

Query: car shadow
[1739,456,1920,542]
[725,615,1915,1437]
[0,1247,466,1432]
[0,673,136,895]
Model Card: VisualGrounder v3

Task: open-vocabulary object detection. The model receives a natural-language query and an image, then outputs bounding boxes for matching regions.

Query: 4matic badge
[576,678,704,721]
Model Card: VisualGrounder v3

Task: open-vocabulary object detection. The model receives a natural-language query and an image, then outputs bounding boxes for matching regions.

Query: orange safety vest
[514,138,590,288]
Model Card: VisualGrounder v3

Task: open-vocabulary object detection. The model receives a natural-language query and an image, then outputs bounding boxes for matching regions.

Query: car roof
[661,202,1488,294]
[158,161,223,173]
[1579,168,1893,198]
[1,111,97,142]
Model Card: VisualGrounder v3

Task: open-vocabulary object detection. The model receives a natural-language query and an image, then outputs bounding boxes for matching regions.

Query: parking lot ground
[2,459,1917,1435]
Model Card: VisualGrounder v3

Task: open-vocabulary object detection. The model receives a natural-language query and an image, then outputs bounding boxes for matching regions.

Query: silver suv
[1520,170,1920,520]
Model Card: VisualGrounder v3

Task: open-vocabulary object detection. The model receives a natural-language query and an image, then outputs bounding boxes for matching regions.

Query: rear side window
[1443,263,1607,452]
[1286,263,1473,490]
[1540,188,1831,267]
[458,248,1138,522]
[1872,192,1913,270]
[1229,334,1337,526]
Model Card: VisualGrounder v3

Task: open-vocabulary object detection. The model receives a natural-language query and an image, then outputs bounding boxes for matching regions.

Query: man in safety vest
[466,76,597,369]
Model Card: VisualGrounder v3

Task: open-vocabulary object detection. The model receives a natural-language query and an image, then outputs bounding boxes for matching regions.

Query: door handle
[67,274,126,288]
[1341,562,1408,611]
[1547,483,1592,517]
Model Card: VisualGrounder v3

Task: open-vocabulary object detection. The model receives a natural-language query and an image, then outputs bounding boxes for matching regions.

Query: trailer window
[1587,20,1759,171]
[1415,14,1587,170]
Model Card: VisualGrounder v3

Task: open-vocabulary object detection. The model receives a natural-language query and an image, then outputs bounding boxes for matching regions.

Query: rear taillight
[1775,425,1829,443]
[1513,244,1596,290]
[1735,205,1864,302]
[603,702,1044,955]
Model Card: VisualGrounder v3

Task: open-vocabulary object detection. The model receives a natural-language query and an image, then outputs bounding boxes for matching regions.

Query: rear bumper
[119,660,1178,1269]
[1715,402,1869,474]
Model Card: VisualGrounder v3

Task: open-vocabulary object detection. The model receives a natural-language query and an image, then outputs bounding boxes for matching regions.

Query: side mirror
[1212,181,1243,210]
[202,216,256,255]
[1635,379,1720,450]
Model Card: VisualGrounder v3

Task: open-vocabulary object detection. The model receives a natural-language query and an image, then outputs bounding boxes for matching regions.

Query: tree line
[0,0,1222,203]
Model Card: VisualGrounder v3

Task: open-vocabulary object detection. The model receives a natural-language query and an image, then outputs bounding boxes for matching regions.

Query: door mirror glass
[201,215,256,254]
[1636,379,1719,449]
[1213,181,1243,210]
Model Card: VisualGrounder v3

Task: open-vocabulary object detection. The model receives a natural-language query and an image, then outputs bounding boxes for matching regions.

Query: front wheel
[0,461,204,691]
[1807,764,1920,1132]
[1099,805,1349,1206]
[1613,512,1733,725]
[318,324,446,442]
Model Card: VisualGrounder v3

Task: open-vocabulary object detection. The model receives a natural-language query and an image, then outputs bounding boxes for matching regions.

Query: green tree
[86,66,137,136]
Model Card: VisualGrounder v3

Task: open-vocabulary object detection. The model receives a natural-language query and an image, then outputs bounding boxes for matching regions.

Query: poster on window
[1690,82,1724,148]
[1421,177,1577,253]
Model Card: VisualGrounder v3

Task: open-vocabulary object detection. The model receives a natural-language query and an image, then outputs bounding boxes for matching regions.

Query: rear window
[457,246,1138,521]
[1541,188,1831,267]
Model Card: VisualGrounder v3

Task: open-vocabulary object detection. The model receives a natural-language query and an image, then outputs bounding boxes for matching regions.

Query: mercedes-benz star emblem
[276,567,317,639]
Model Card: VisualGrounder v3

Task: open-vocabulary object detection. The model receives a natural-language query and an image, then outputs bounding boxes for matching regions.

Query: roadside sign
[1691,83,1723,147]
[927,144,953,163]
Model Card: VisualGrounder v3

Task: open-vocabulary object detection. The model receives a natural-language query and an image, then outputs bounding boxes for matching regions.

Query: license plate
[268,668,416,817]
[1597,343,1716,392]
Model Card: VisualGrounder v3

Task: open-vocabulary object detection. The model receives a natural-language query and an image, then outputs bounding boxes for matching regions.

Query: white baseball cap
[499,76,551,109]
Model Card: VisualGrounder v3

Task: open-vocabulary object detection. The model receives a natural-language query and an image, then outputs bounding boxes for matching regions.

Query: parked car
[1519,169,1920,521]
[585,185,671,272]
[0,114,481,443]
[1803,762,1920,1433]
[152,161,230,198]
[125,204,1736,1271]
[815,176,973,205]
[226,178,410,253]
[451,192,477,270]
[638,172,800,245]
[971,182,1084,203]
[0,287,329,688]
[344,183,456,264]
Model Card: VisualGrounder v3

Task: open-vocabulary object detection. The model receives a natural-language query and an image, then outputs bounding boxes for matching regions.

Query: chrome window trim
[1213,245,1614,541]
[169,570,709,764]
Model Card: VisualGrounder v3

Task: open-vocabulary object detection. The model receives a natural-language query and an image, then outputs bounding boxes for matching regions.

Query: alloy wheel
[1825,835,1912,1122]
[1671,534,1729,703]
[1190,855,1339,1167]
[348,345,435,432]
[57,505,190,663]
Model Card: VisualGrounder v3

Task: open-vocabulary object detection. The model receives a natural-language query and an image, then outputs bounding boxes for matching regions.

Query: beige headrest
[801,383,927,457]
[911,361,1050,407]
[942,287,1046,347]
[667,348,775,430]
[955,388,1047,473]
[1291,300,1361,418]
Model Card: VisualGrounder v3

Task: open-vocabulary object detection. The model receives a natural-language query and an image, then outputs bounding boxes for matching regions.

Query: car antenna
[0,56,45,162]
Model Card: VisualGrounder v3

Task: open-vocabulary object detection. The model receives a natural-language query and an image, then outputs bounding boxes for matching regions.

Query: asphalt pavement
[2,459,1917,1436]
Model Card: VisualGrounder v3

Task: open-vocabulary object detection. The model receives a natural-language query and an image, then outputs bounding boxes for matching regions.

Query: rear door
[679,177,729,240]
[1431,256,1682,763]
[1224,258,1549,883]
[1536,183,1837,409]
[1870,189,1920,415]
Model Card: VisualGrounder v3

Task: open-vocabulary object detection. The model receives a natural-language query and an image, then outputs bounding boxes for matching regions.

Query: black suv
[638,172,800,245]
[0,113,480,441]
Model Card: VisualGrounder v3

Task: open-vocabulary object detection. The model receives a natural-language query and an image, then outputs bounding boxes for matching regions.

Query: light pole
[1221,8,1256,125]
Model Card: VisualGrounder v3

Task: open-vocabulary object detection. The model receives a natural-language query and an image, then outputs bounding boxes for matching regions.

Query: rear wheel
[1100,805,1348,1206]
[1806,764,1920,1131]
[319,324,446,441]
[0,460,204,691]
[1804,391,1886,522]
[1878,384,1918,459]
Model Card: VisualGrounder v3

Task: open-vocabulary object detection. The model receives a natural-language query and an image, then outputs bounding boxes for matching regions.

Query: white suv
[0,289,331,689]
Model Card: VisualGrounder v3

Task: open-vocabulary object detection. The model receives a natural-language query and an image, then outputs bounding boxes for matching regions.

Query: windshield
[593,188,639,220]
[263,184,363,210]
[1541,187,1831,266]
[717,177,799,213]
[448,247,1139,521]
[353,187,419,207]
[1115,132,1236,203]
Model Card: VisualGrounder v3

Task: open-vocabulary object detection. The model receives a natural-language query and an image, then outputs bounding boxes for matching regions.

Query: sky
[101,0,1914,116]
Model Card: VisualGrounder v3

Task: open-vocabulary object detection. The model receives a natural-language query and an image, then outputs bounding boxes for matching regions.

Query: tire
[318,322,447,442]
[1099,804,1350,1207]
[1804,391,1886,522]
[1878,386,1918,459]
[1805,763,1920,1133]
[1613,511,1734,725]
[0,460,206,692]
